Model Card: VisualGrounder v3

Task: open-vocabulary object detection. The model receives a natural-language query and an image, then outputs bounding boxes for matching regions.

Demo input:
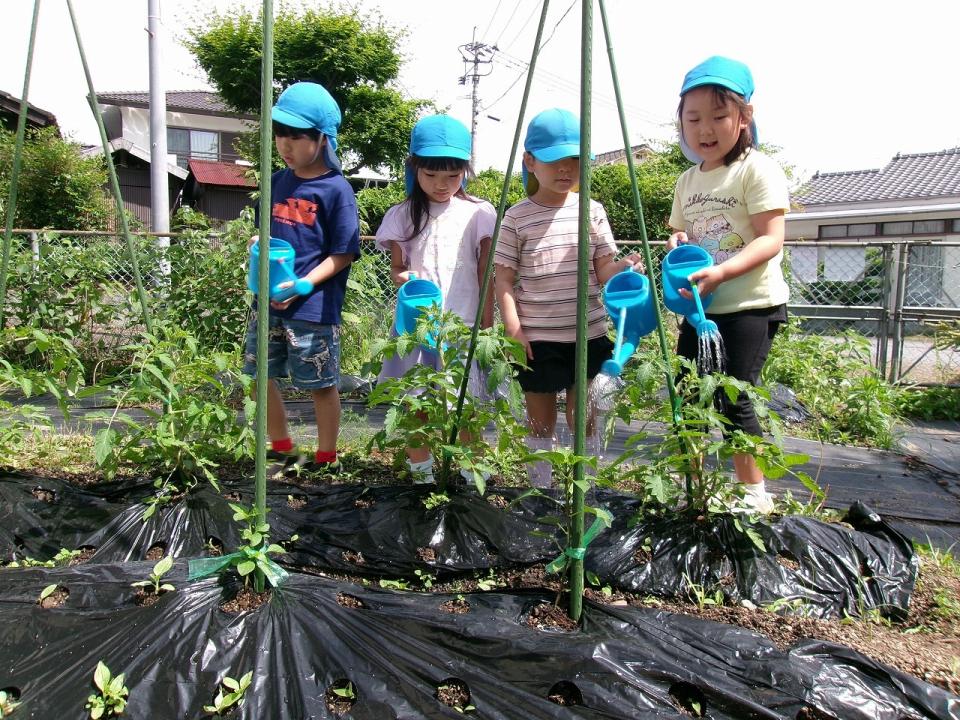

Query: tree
[185,4,431,175]
[0,127,111,230]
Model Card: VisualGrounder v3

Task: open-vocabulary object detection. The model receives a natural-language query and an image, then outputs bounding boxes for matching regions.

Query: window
[912,219,945,234]
[847,223,877,237]
[167,128,221,168]
[953,219,960,233]
[882,221,913,236]
[819,225,847,238]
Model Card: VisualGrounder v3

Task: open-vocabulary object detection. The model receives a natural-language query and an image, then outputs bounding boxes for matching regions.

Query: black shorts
[677,304,786,435]
[516,336,614,393]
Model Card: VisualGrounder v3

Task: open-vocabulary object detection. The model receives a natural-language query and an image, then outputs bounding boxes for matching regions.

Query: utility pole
[458,28,495,168]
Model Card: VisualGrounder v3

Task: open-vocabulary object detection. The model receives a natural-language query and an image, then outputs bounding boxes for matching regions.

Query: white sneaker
[738,488,775,514]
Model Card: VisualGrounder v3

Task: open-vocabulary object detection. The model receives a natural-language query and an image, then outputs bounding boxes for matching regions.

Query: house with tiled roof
[786,148,960,309]
[93,90,256,227]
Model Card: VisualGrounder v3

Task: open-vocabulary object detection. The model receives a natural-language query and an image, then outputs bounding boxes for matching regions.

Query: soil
[39,587,68,609]
[31,487,55,503]
[527,601,580,632]
[133,587,170,607]
[324,681,356,717]
[486,494,509,509]
[439,596,471,614]
[335,593,366,610]
[68,547,96,565]
[145,543,166,561]
[219,587,271,614]
[342,550,365,566]
[287,494,307,510]
[417,547,437,563]
[205,537,224,557]
[435,678,471,711]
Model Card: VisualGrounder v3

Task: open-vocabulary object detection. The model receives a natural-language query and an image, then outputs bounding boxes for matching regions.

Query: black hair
[677,86,754,166]
[272,121,321,141]
[404,154,475,241]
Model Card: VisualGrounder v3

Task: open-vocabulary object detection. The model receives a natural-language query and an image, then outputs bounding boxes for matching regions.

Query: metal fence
[6,230,959,385]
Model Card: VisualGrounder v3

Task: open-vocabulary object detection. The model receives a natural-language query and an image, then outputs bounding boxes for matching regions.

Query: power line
[490,0,523,47]
[480,0,577,113]
[498,1,543,54]
[480,0,504,42]
[458,29,497,167]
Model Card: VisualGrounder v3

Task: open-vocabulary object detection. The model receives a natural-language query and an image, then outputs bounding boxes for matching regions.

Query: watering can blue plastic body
[599,267,657,377]
[394,274,443,344]
[662,244,715,329]
[247,238,314,302]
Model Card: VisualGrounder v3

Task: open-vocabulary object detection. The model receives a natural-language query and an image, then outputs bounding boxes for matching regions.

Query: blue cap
[404,115,472,195]
[272,82,343,171]
[678,56,759,164]
[522,108,592,193]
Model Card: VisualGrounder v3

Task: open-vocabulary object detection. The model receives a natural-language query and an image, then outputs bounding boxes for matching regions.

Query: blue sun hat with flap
[272,82,343,172]
[678,56,759,164]
[405,114,472,195]
[522,108,592,194]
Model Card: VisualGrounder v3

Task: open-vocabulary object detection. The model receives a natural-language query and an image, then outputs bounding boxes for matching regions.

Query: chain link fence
[6,230,959,385]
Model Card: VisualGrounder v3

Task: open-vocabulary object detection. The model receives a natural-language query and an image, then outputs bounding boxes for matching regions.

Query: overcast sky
[4,0,959,182]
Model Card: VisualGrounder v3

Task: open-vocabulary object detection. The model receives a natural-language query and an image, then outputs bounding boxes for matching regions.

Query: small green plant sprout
[203,671,252,716]
[422,491,450,510]
[379,578,410,591]
[682,574,724,611]
[130,555,175,596]
[586,571,613,598]
[762,596,815,617]
[38,584,58,603]
[475,569,505,592]
[229,503,286,591]
[7,548,81,569]
[85,661,128,719]
[0,689,20,717]
[414,568,436,589]
[331,681,356,701]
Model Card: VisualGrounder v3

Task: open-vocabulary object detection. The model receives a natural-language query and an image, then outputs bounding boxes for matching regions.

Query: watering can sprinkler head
[690,283,719,337]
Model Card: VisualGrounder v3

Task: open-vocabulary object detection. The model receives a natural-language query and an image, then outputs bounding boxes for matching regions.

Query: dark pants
[677,304,786,435]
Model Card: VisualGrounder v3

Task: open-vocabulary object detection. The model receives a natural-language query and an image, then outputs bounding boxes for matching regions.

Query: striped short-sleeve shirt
[495,194,618,342]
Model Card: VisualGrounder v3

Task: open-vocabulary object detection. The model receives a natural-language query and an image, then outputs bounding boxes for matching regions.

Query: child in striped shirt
[494,108,641,488]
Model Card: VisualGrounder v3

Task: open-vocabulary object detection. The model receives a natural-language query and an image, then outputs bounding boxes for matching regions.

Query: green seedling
[226,503,288,592]
[130,555,175,596]
[85,661,128,719]
[0,689,20,717]
[683,574,724,610]
[475,569,504,592]
[38,584,59,603]
[422,491,450,510]
[331,681,356,701]
[6,548,81,569]
[414,569,436,589]
[379,578,409,591]
[204,671,252,716]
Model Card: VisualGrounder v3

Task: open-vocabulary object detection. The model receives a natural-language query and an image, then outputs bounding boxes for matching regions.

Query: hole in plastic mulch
[669,681,708,717]
[324,678,358,717]
[39,585,69,609]
[32,486,56,503]
[335,593,366,609]
[435,677,471,712]
[547,680,583,706]
[205,536,224,557]
[145,541,167,561]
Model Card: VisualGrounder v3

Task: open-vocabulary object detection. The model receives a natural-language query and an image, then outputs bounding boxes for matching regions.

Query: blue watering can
[599,267,657,377]
[661,244,717,333]
[394,273,443,343]
[248,238,313,302]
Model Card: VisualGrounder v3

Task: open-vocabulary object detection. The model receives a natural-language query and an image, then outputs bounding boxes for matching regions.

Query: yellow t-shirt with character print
[668,148,790,314]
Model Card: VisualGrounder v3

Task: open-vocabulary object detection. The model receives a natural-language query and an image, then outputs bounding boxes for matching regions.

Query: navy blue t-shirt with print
[261,168,361,325]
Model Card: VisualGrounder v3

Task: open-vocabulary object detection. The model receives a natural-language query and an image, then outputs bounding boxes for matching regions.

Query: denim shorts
[243,314,340,390]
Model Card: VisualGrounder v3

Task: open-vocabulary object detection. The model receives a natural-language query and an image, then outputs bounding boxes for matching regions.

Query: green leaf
[236,560,256,576]
[93,428,117,467]
[93,661,110,692]
[153,555,173,577]
[222,676,240,691]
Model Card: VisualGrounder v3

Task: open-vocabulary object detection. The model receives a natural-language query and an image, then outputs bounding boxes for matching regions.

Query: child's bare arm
[594,251,644,285]
[494,264,532,360]
[389,241,411,287]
